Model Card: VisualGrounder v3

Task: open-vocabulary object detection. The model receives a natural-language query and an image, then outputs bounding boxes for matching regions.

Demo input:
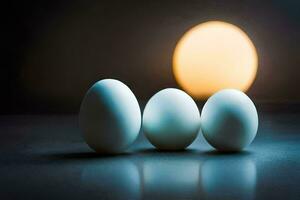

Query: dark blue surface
[0,106,299,199]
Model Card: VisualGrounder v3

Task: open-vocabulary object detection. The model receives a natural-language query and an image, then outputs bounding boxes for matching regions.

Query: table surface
[0,104,300,200]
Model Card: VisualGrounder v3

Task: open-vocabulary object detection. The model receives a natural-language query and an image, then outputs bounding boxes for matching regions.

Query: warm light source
[173,21,258,99]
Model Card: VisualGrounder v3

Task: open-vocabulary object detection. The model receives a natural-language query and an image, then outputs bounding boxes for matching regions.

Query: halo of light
[173,21,258,99]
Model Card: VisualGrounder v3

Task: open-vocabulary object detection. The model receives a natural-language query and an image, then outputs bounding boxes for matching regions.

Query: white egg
[143,88,201,150]
[79,79,141,153]
[201,89,258,151]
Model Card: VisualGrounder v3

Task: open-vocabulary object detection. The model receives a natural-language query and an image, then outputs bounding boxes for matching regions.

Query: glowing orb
[173,21,258,99]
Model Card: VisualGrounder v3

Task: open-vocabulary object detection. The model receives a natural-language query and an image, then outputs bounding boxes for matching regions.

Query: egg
[142,88,201,150]
[79,79,141,153]
[201,89,258,151]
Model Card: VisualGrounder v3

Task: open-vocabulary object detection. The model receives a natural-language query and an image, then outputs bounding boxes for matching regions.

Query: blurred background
[4,0,300,113]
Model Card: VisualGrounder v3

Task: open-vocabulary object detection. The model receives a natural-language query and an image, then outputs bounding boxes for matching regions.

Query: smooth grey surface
[0,104,299,200]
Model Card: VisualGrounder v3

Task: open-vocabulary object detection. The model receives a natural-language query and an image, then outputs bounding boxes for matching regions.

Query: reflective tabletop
[0,105,299,199]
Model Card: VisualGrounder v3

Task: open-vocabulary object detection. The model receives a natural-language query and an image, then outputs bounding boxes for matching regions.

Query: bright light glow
[173,21,258,99]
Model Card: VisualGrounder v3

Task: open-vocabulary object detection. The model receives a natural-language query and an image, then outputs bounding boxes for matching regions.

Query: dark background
[2,2,300,199]
[4,0,300,113]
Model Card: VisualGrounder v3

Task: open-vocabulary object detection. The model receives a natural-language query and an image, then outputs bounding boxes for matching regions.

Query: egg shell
[142,88,201,150]
[201,89,258,151]
[79,79,141,153]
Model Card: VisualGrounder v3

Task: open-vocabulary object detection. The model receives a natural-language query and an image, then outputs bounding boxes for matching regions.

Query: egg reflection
[81,158,140,199]
[201,157,256,200]
[80,152,256,199]
[141,156,200,199]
